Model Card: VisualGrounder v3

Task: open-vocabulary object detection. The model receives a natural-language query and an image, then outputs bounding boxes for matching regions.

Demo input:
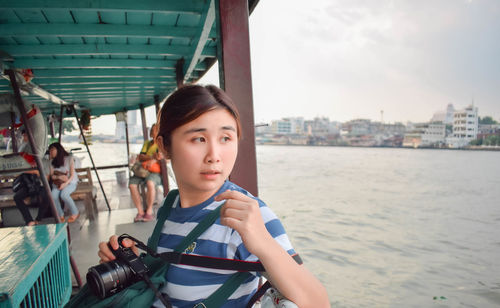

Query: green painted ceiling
[0,0,259,117]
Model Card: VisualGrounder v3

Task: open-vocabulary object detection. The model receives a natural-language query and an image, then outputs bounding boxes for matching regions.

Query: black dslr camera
[86,241,149,299]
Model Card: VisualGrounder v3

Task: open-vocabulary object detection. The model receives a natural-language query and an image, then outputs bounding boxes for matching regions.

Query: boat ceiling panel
[0,0,256,117]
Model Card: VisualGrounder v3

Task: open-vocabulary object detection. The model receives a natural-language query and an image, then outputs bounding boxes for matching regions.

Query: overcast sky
[94,0,500,134]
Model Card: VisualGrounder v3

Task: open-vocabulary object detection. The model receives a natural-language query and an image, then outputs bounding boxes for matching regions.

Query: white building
[270,117,304,135]
[422,123,446,146]
[304,117,330,136]
[403,122,445,148]
[448,105,478,148]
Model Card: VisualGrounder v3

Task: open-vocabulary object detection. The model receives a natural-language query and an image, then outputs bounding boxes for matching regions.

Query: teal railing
[0,224,71,308]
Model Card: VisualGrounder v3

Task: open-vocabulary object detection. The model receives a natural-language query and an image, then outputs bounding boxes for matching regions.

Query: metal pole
[176,58,185,88]
[49,115,56,138]
[70,105,111,211]
[58,105,64,143]
[6,69,61,223]
[124,112,131,177]
[154,95,160,116]
[10,112,18,152]
[139,104,148,141]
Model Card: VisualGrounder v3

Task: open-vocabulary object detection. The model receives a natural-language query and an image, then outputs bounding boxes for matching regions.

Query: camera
[86,243,149,299]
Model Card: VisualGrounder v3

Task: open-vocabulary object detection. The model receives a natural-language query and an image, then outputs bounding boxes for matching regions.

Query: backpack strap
[147,189,179,250]
[195,272,252,308]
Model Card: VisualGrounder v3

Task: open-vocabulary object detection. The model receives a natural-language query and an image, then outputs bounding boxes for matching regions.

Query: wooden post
[217,0,258,196]
[58,105,64,143]
[154,94,160,117]
[139,104,148,141]
[48,115,56,138]
[152,95,170,195]
[176,58,185,88]
[124,111,131,177]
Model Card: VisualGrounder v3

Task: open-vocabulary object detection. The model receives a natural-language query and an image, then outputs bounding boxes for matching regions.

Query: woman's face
[164,108,238,201]
[49,147,57,159]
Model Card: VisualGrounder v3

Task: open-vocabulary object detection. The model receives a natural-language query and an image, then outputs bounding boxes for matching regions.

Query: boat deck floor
[14,179,165,287]
[68,180,165,286]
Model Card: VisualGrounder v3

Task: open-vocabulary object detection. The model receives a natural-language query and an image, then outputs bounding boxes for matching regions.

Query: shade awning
[0,0,259,117]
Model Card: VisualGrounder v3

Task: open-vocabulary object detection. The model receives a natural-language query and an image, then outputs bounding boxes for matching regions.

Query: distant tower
[380,110,384,123]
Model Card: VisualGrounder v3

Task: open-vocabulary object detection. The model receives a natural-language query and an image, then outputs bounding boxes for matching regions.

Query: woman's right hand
[97,235,138,263]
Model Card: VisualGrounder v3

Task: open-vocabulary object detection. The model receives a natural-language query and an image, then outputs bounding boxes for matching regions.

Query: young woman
[98,85,329,307]
[49,142,79,222]
[129,123,163,222]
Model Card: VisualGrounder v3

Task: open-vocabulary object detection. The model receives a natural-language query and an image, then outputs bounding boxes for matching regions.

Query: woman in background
[49,142,79,222]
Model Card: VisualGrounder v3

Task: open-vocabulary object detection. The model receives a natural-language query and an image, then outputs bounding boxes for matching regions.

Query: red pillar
[217,0,258,196]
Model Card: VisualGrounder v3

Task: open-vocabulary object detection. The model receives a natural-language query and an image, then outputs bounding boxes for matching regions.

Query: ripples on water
[257,145,500,307]
[68,142,500,307]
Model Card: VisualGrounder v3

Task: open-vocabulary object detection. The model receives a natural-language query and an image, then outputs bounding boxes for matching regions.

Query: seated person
[13,129,51,226]
[129,124,163,222]
[14,158,51,226]
[48,142,80,223]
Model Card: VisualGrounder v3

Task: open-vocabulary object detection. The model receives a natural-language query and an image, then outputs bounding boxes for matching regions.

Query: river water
[70,143,500,307]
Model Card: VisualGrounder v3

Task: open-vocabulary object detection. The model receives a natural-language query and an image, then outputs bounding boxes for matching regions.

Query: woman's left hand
[215,190,273,257]
[58,182,67,190]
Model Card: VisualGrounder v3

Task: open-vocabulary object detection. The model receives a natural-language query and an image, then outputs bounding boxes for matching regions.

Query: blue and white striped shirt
[152,181,295,308]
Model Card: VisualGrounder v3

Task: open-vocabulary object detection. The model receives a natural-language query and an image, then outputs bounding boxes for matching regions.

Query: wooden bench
[0,174,19,208]
[72,167,98,220]
[0,167,97,222]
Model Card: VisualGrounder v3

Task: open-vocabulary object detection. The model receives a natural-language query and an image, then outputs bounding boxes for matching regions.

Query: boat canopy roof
[0,0,259,117]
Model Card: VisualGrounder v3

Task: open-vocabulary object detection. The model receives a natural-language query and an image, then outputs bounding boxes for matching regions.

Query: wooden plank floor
[68,179,165,285]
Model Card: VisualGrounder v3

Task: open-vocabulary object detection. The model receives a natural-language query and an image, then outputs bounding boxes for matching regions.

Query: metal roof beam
[1,61,69,105]
[52,90,158,96]
[0,0,204,14]
[1,44,216,58]
[184,0,215,82]
[31,69,178,78]
[41,83,171,90]
[36,77,176,85]
[47,87,163,93]
[56,94,161,100]
[28,65,206,79]
[0,24,200,39]
[13,58,178,69]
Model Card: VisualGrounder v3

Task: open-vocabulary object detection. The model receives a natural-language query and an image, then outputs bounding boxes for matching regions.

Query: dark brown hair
[49,142,69,168]
[156,84,241,153]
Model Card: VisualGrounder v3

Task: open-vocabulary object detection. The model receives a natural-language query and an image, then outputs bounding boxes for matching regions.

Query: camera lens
[86,260,134,299]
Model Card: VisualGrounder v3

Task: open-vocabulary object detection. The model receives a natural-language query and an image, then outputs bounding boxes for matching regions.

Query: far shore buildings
[256,103,493,148]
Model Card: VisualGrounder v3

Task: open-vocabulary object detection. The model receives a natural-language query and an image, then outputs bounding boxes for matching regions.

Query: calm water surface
[257,145,500,307]
[71,143,500,307]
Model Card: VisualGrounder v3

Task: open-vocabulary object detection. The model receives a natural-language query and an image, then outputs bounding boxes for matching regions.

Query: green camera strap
[147,189,179,251]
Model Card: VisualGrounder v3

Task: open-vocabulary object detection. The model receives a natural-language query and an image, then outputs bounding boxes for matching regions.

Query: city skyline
[90,100,497,136]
